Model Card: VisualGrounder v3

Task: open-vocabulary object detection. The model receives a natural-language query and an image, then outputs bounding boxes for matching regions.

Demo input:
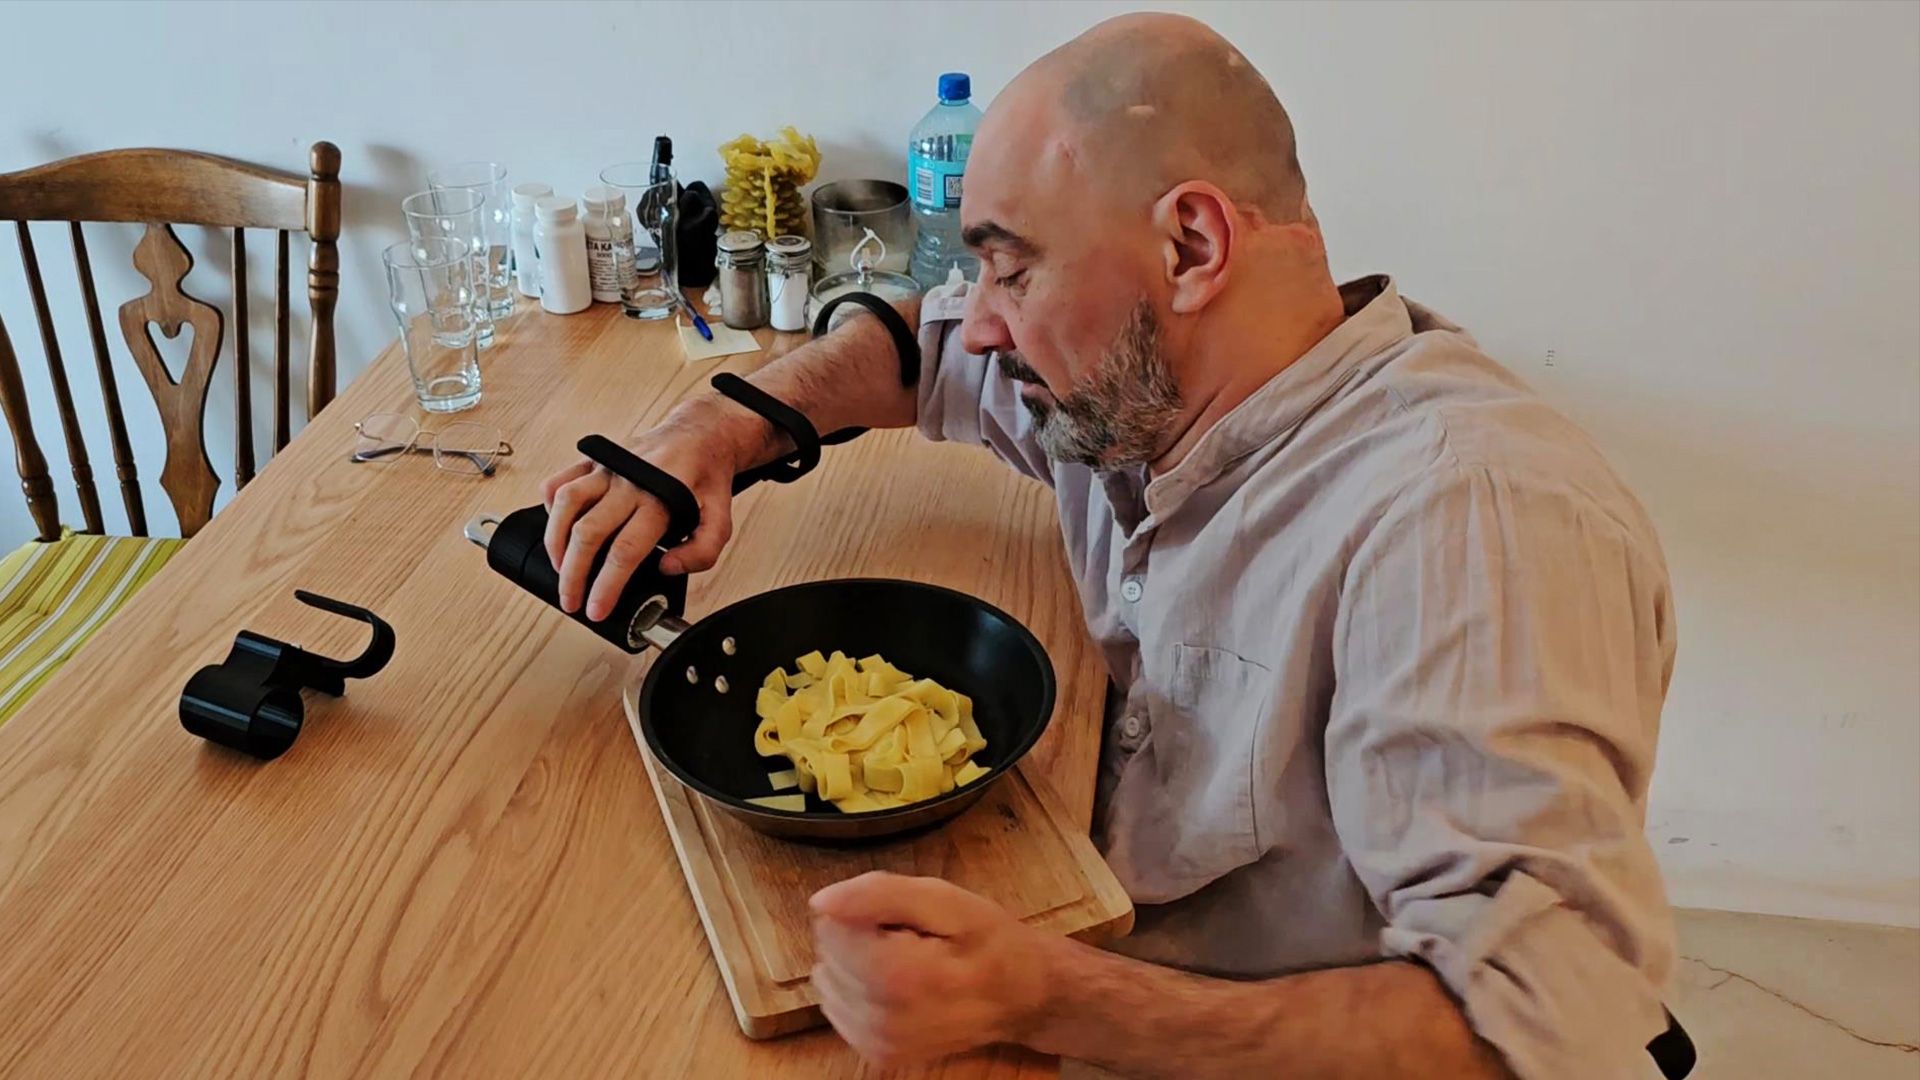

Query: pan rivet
[714,676,730,694]
[685,666,698,684]
[721,637,737,656]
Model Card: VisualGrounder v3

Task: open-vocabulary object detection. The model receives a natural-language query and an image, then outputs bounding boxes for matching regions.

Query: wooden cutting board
[622,683,1135,1039]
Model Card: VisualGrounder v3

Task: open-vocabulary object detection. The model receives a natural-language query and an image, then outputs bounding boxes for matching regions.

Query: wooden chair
[0,141,341,540]
[0,143,340,723]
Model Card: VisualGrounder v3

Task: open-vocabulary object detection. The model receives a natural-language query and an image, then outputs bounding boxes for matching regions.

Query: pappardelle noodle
[748,651,990,814]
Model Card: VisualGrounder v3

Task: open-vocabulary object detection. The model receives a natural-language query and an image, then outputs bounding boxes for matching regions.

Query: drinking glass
[428,162,515,320]
[599,162,676,320]
[383,239,482,413]
[402,187,496,348]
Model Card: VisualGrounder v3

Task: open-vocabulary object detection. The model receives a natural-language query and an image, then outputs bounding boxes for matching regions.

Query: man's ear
[1151,182,1235,315]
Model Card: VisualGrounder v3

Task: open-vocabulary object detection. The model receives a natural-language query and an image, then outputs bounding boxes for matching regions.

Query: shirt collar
[1136,275,1412,521]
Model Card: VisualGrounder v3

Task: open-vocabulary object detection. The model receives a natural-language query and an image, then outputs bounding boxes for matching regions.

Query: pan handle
[631,594,691,652]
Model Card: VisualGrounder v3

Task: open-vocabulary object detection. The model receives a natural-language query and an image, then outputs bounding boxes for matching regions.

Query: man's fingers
[585,501,671,622]
[811,956,863,1013]
[660,493,733,575]
[545,468,609,572]
[809,872,975,937]
[812,912,900,986]
[540,459,594,510]
[557,497,630,614]
[813,962,883,1058]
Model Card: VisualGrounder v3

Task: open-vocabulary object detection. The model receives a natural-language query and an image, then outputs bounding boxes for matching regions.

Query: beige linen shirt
[914,276,1677,1079]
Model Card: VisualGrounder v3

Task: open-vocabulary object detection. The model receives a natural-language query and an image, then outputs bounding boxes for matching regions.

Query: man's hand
[539,395,767,620]
[809,871,1059,1069]
[539,296,925,621]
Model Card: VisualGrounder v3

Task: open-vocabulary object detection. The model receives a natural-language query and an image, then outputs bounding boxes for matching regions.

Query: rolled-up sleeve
[913,281,1055,486]
[1328,462,1678,1079]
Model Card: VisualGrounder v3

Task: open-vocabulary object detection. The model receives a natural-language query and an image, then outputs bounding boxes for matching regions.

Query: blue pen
[674,289,713,341]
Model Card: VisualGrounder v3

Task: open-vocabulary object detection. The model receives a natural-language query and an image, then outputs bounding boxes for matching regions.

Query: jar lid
[811,267,921,306]
[512,182,553,209]
[768,234,811,259]
[534,195,578,223]
[582,185,625,213]
[717,229,765,255]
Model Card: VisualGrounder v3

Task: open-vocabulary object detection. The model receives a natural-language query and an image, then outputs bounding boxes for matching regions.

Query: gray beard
[1002,301,1184,468]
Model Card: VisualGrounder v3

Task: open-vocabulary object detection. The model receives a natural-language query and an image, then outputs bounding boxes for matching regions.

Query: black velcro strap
[1647,1009,1696,1079]
[710,373,825,495]
[811,290,920,388]
[576,434,701,547]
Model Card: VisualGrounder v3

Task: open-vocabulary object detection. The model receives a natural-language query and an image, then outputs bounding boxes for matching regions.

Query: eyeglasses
[351,413,513,476]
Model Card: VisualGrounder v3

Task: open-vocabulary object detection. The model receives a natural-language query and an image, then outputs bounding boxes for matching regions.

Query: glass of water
[402,187,496,348]
[428,162,515,321]
[599,162,676,320]
[383,238,482,413]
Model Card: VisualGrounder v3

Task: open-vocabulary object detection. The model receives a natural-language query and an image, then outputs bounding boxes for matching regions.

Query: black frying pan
[462,500,1057,842]
[629,578,1054,842]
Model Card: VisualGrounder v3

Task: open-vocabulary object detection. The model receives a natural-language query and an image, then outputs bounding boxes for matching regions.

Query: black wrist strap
[701,292,920,498]
[710,373,825,494]
[1648,1009,1695,1079]
[812,291,920,389]
[577,434,701,546]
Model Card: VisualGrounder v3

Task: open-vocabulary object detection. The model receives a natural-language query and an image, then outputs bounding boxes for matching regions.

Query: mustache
[995,351,1045,385]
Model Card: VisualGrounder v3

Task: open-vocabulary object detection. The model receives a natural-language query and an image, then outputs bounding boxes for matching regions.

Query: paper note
[678,321,762,364]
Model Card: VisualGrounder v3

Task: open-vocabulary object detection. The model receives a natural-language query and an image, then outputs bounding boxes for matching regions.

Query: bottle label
[910,140,970,210]
[587,237,626,301]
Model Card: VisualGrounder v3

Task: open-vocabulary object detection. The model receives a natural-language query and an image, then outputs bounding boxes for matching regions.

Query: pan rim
[636,576,1058,824]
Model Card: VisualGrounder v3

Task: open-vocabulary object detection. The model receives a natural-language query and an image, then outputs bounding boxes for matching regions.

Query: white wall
[2,0,1916,927]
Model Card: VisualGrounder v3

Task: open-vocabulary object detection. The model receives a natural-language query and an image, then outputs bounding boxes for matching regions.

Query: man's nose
[958,292,1014,356]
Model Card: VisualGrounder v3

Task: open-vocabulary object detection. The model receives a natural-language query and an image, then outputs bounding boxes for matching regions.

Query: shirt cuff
[1380,871,1672,1080]
[914,278,989,446]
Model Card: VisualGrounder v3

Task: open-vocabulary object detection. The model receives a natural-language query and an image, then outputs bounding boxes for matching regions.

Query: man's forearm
[687,298,925,474]
[1025,937,1512,1080]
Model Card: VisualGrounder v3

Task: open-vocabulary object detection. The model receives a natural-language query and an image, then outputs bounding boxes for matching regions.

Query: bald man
[541,14,1683,1080]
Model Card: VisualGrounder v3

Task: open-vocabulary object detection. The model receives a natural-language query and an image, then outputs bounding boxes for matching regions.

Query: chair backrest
[0,142,341,540]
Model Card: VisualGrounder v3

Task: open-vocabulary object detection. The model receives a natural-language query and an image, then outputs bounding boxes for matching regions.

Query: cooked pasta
[751,650,990,814]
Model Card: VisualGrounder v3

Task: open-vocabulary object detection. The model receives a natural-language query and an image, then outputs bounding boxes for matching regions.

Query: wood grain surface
[0,299,1112,1078]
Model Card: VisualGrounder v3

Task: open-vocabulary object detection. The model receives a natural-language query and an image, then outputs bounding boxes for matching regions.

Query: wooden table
[0,301,1108,1078]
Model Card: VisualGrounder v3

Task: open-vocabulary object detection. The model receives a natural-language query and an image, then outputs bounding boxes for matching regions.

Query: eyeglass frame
[349,414,514,476]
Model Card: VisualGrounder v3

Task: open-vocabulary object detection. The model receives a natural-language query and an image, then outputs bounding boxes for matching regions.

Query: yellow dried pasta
[718,127,820,238]
[752,650,989,814]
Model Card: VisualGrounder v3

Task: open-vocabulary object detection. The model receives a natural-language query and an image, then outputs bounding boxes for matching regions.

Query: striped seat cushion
[0,529,184,726]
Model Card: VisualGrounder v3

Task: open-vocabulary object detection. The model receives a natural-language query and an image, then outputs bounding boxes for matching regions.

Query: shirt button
[1120,578,1144,603]
[1120,714,1144,739]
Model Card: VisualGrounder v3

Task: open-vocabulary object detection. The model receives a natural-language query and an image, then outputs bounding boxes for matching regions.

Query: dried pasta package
[751,650,989,814]
[719,127,822,239]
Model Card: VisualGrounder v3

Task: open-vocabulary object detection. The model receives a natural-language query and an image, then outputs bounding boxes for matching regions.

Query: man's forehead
[963,104,1083,255]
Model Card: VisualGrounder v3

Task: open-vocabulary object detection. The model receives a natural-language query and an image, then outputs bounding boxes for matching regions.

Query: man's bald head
[957,15,1341,472]
[1006,12,1309,225]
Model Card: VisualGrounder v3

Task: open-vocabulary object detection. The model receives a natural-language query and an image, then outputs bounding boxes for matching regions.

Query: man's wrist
[674,390,790,478]
[1013,931,1098,1055]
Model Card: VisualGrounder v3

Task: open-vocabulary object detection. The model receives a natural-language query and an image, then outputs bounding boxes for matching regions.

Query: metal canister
[765,235,813,333]
[715,230,769,330]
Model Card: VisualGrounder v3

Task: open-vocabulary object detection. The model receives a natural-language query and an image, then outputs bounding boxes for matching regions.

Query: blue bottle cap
[938,72,971,104]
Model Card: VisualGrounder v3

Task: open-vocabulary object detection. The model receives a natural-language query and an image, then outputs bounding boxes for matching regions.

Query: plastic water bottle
[909,72,983,289]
